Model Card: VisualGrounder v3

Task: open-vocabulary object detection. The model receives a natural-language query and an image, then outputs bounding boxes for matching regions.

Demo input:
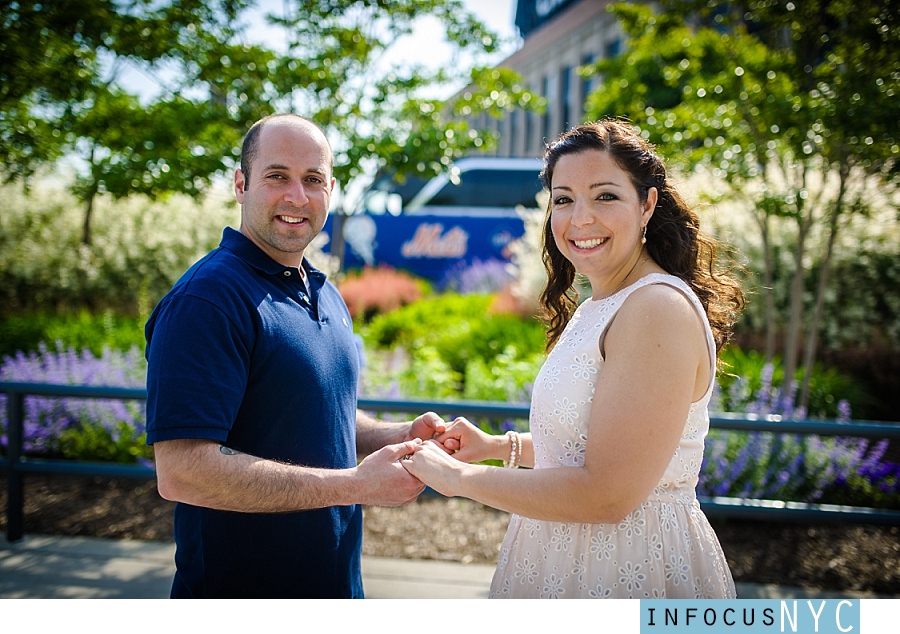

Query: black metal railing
[3,382,900,542]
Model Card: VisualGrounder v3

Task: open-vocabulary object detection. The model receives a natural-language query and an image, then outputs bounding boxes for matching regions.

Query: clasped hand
[399,417,494,497]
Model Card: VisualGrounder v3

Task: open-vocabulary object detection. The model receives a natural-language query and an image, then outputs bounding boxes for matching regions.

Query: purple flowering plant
[3,328,897,508]
[440,258,515,294]
[700,361,899,509]
[1,342,151,464]
[360,343,897,508]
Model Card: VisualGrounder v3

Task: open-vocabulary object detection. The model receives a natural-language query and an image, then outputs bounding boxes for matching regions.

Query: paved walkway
[0,535,892,599]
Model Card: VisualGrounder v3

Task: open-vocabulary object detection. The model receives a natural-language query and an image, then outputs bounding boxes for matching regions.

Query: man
[145,114,443,598]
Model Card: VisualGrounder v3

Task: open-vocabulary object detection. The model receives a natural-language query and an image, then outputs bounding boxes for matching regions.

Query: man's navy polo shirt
[145,227,362,598]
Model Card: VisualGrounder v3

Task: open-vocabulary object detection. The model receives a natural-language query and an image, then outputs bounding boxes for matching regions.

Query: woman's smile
[571,237,609,250]
[549,149,655,296]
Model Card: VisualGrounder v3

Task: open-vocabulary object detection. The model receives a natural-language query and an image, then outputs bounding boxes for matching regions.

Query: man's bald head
[240,114,333,187]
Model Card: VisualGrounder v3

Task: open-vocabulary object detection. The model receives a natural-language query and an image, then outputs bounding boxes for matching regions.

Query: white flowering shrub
[679,169,900,351]
[0,178,336,316]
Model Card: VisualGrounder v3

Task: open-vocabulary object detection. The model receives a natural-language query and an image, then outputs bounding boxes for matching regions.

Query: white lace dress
[490,274,735,599]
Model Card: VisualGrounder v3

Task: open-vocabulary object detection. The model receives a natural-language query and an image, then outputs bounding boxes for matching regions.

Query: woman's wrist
[489,432,508,462]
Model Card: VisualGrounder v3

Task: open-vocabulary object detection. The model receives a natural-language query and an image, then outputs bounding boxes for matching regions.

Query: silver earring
[641,225,647,245]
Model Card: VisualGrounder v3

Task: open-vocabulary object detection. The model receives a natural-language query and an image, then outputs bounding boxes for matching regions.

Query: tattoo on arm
[219,445,243,456]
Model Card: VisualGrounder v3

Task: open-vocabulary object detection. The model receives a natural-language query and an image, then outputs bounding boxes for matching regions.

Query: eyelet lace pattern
[490,274,736,599]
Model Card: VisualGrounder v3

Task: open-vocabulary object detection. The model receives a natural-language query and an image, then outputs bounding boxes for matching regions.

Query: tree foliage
[584,0,900,406]
[2,0,268,242]
[263,0,537,200]
[1,0,537,242]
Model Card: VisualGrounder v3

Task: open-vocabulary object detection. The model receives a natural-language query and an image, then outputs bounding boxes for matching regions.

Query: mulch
[1,473,898,594]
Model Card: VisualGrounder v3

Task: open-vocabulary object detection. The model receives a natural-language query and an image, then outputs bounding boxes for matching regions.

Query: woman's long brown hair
[539,119,744,353]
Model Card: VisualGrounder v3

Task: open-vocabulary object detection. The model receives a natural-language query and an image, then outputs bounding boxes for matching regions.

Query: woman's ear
[642,186,658,224]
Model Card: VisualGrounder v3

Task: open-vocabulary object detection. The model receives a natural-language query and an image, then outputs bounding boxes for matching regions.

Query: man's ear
[234,169,246,204]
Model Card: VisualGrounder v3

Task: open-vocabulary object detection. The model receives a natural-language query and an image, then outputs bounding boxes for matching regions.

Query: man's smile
[277,215,308,224]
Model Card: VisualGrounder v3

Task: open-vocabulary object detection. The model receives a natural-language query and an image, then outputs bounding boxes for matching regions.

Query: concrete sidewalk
[0,535,496,599]
[0,535,891,599]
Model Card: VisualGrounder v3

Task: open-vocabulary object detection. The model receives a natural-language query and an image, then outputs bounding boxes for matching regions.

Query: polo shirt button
[284,271,291,276]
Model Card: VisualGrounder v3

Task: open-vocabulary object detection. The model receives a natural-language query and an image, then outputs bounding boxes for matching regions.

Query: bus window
[427,169,543,208]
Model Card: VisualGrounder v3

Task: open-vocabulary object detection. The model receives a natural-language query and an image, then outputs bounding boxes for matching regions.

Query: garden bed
[1,473,897,594]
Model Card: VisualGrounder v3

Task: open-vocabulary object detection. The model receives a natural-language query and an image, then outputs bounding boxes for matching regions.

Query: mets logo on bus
[401,223,469,259]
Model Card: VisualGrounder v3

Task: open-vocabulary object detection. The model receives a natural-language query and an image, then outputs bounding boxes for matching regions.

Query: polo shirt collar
[219,227,327,283]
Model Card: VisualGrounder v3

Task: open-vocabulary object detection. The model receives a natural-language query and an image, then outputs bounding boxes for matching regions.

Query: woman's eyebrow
[552,181,622,191]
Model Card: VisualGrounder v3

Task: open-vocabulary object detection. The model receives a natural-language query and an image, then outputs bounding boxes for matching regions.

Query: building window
[508,108,519,157]
[605,38,622,58]
[490,116,500,156]
[580,53,595,115]
[525,97,534,155]
[561,65,572,131]
[541,72,558,145]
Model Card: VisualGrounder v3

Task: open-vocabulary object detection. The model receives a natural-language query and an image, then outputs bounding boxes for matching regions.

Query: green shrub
[716,347,870,419]
[462,346,545,402]
[359,293,547,409]
[400,346,463,399]
[362,294,491,347]
[0,311,146,358]
[361,293,546,377]
[0,314,49,358]
[59,420,153,464]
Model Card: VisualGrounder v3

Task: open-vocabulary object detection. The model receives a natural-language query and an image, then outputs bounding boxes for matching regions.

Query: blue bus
[320,157,545,283]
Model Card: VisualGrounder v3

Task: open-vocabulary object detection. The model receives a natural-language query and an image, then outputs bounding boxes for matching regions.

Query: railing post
[5,388,25,541]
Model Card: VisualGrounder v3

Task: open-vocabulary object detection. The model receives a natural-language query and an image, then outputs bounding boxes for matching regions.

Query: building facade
[479,0,624,158]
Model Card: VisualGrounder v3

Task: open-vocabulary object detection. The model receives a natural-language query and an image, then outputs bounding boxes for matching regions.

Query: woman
[401,119,744,599]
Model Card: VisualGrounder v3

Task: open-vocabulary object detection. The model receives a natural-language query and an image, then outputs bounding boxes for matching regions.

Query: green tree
[2,0,537,246]
[259,0,539,259]
[2,0,271,244]
[584,1,900,410]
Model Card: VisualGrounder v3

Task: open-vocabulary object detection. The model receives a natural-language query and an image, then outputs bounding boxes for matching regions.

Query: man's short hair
[240,114,333,185]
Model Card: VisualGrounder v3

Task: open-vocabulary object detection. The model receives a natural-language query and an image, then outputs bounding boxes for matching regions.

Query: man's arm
[355,410,446,457]
[154,437,425,512]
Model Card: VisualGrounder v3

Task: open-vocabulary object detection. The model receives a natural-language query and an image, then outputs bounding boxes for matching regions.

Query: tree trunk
[81,145,99,245]
[759,212,777,361]
[749,200,778,361]
[82,191,95,245]
[781,164,818,398]
[781,223,807,395]
[798,167,849,412]
[330,210,347,273]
